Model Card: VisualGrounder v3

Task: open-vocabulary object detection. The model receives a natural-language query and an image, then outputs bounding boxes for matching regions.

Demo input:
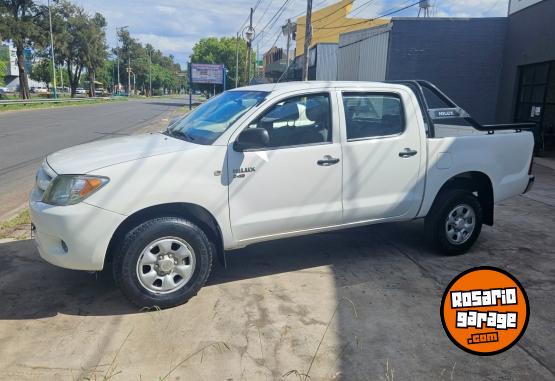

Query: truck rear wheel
[113,217,213,308]
[425,189,483,255]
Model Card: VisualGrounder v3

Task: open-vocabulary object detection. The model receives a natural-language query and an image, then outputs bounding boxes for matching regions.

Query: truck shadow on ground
[0,221,434,320]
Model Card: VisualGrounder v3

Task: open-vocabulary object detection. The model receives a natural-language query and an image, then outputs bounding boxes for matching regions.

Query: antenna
[418,0,432,17]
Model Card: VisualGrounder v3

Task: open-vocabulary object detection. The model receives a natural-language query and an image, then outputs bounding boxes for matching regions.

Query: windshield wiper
[167,129,195,142]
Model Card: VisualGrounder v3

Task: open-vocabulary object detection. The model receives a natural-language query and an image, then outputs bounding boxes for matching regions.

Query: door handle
[399,148,418,158]
[317,155,340,166]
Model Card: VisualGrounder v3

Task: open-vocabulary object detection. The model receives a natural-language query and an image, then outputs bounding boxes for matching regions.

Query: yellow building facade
[295,0,389,57]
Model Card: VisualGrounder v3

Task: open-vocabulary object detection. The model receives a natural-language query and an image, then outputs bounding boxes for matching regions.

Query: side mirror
[233,128,270,151]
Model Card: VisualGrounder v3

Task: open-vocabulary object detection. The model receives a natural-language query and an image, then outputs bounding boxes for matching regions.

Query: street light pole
[128,56,131,96]
[235,32,239,88]
[47,0,57,98]
[116,26,128,95]
[149,49,152,97]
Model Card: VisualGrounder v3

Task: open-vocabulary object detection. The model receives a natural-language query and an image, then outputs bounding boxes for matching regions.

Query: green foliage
[30,58,53,86]
[0,0,48,98]
[1,0,183,97]
[113,30,184,95]
[190,36,253,88]
[0,46,8,86]
[47,1,108,96]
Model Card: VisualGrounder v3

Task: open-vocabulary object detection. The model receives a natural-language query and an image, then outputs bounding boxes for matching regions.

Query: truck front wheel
[113,217,213,308]
[425,189,483,255]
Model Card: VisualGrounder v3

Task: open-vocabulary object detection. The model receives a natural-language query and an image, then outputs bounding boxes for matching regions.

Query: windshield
[167,90,267,145]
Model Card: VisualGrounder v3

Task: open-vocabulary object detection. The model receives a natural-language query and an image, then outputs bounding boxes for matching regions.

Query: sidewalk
[535,156,555,171]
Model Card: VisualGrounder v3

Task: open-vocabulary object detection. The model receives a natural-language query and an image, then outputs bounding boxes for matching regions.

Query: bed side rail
[388,80,537,136]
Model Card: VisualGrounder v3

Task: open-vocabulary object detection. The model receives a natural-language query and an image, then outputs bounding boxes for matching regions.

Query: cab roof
[230,81,410,95]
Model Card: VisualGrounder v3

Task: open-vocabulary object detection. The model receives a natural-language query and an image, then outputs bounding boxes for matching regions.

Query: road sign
[190,63,224,85]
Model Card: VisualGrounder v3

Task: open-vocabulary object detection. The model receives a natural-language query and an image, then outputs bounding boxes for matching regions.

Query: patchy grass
[0,97,127,113]
[0,208,31,241]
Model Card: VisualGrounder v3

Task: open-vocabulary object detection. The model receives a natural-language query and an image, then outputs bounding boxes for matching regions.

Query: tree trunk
[67,64,76,97]
[16,44,30,100]
[89,72,95,98]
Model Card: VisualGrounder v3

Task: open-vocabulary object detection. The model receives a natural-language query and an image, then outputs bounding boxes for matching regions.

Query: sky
[71,0,510,68]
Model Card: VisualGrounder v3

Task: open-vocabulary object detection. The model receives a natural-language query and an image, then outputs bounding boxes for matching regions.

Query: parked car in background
[31,87,49,94]
[75,88,87,96]
[94,88,108,97]
[30,81,535,308]
[0,87,9,94]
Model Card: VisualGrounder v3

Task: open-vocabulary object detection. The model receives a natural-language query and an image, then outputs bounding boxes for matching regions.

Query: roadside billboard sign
[191,63,224,84]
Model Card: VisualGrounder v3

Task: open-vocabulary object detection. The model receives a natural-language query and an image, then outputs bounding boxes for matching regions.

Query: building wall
[386,18,507,124]
[295,0,388,57]
[496,0,555,122]
[337,24,391,81]
[314,43,338,81]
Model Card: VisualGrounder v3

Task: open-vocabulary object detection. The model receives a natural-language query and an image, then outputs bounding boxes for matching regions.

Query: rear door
[227,91,343,242]
[339,88,425,223]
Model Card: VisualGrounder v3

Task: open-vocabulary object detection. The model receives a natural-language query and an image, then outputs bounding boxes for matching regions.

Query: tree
[48,1,108,97]
[190,36,253,88]
[83,13,107,97]
[113,30,182,96]
[30,58,52,87]
[0,45,8,86]
[0,0,46,99]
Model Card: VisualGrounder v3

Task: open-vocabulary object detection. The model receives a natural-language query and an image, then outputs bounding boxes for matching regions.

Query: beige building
[295,0,389,57]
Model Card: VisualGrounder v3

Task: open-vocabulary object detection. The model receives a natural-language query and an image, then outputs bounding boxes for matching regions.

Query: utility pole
[243,8,254,85]
[47,0,57,98]
[282,19,295,81]
[302,0,313,81]
[255,42,259,80]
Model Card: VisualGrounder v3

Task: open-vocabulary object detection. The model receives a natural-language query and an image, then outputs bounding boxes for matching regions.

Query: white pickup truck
[30,81,535,308]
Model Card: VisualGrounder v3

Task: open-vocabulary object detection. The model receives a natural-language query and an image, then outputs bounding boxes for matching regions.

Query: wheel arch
[432,171,494,226]
[105,203,226,269]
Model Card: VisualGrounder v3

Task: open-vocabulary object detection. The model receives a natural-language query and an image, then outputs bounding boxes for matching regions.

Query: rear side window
[342,93,404,140]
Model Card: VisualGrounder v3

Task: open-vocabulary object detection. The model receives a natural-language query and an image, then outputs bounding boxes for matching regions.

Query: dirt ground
[0,165,554,381]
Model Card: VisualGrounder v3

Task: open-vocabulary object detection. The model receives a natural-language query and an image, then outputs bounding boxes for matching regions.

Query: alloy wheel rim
[445,204,476,245]
[136,237,196,294]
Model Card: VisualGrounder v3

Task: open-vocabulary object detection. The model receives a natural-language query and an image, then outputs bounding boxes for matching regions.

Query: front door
[227,92,343,243]
[339,90,425,223]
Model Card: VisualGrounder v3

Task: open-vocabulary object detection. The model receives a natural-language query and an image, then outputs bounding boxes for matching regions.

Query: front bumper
[523,175,535,194]
[29,188,125,271]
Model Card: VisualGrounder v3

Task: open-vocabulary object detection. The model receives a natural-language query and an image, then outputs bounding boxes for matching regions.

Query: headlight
[42,175,109,206]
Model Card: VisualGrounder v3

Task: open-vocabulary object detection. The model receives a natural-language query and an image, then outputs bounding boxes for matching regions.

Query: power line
[314,0,422,30]
[297,0,378,28]
[237,0,264,33]
[289,0,331,20]
[313,0,419,40]
[253,0,293,43]
[254,0,276,29]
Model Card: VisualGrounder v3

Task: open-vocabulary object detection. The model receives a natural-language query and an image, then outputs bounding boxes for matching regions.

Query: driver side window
[247,93,332,148]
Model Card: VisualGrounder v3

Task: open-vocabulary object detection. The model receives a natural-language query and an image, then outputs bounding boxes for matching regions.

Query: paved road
[0,97,193,218]
[0,165,553,380]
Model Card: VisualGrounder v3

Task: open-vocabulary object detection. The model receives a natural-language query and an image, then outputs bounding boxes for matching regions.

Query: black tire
[113,217,213,308]
[425,189,483,255]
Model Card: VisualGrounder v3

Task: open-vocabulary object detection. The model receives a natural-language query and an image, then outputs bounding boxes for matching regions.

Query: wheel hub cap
[157,257,175,273]
[445,204,476,245]
[136,237,196,294]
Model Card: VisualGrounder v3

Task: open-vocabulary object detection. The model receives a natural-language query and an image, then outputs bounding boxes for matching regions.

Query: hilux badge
[232,167,255,178]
